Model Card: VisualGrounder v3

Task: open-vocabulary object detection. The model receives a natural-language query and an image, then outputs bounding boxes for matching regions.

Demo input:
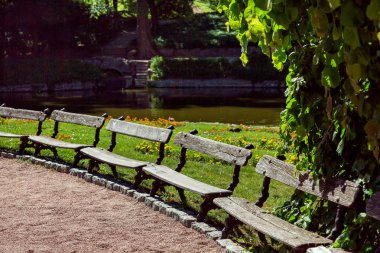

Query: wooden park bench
[0,104,48,154]
[366,191,380,252]
[213,155,361,253]
[142,131,253,222]
[75,117,174,187]
[28,109,107,159]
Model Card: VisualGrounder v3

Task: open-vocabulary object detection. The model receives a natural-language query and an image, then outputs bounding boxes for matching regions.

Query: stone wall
[159,47,260,58]
[149,78,285,89]
[0,82,97,93]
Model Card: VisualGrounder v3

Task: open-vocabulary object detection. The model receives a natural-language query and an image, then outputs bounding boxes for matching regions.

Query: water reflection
[0,88,285,125]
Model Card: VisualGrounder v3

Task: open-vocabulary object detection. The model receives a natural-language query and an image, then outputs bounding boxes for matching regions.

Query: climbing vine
[218,0,380,251]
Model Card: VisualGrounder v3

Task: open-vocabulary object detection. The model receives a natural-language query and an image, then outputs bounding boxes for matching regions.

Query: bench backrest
[0,106,47,122]
[106,119,173,143]
[173,131,252,192]
[49,109,107,146]
[256,155,360,207]
[106,118,174,165]
[174,132,252,166]
[366,192,380,221]
[50,110,105,128]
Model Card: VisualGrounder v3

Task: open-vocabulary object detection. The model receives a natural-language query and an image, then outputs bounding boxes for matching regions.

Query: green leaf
[337,138,345,155]
[363,245,375,253]
[341,1,355,27]
[269,10,291,29]
[286,6,298,22]
[217,0,230,12]
[346,64,362,82]
[240,52,249,64]
[343,27,360,48]
[353,47,371,66]
[322,65,340,88]
[273,48,287,63]
[272,50,286,70]
[253,0,272,11]
[229,0,240,20]
[356,212,367,224]
[332,23,341,41]
[248,17,266,34]
[364,120,380,138]
[366,0,380,20]
[328,0,341,10]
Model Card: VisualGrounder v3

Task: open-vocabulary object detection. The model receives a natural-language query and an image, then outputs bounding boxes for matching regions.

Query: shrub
[149,56,167,80]
[0,58,104,86]
[153,13,240,49]
[149,55,285,82]
[156,0,194,19]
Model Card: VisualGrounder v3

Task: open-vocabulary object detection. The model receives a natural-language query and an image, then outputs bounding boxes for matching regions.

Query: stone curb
[217,239,249,253]
[0,152,247,253]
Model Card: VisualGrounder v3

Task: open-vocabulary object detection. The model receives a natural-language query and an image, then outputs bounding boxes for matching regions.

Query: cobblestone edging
[0,151,248,253]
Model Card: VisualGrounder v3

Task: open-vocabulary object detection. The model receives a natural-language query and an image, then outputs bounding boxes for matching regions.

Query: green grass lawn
[0,116,295,250]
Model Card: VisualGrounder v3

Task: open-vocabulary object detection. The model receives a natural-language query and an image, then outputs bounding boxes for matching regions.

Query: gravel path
[0,158,224,253]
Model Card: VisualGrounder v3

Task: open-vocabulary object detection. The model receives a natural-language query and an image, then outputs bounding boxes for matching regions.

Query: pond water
[0,88,285,126]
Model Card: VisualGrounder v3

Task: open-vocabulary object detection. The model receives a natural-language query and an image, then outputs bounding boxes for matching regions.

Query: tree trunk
[112,0,119,30]
[137,0,157,59]
[112,0,118,14]
[147,0,159,31]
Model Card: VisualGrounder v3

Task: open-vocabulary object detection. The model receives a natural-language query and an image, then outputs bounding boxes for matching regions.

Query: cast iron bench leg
[197,198,215,222]
[221,215,239,239]
[110,165,118,178]
[18,136,29,154]
[73,152,83,167]
[88,159,96,173]
[150,179,163,197]
[176,187,187,204]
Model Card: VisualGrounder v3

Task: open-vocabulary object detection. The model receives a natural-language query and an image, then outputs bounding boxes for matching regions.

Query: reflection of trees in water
[147,88,285,108]
[0,88,284,112]
[149,95,164,109]
[0,89,283,125]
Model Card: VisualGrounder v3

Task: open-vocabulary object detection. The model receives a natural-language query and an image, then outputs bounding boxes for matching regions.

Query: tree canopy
[218,0,379,251]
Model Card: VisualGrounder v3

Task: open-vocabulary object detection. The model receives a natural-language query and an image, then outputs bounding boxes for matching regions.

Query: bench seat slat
[28,136,91,149]
[106,119,172,143]
[174,132,252,166]
[366,192,380,221]
[80,147,148,168]
[0,131,27,138]
[50,110,105,128]
[214,197,332,249]
[307,247,354,253]
[143,164,232,197]
[0,107,46,121]
[256,155,360,207]
[330,248,355,253]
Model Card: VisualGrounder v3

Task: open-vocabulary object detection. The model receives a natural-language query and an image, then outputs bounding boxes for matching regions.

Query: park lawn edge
[0,117,294,249]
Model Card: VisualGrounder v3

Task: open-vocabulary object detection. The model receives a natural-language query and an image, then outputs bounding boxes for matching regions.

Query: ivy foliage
[218,0,380,251]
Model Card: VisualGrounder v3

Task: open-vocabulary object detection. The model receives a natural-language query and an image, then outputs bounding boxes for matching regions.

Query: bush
[156,0,194,19]
[153,13,240,49]
[149,55,285,82]
[0,58,104,86]
[149,56,166,80]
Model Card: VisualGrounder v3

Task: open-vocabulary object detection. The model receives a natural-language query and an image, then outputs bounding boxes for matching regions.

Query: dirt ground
[0,158,224,253]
